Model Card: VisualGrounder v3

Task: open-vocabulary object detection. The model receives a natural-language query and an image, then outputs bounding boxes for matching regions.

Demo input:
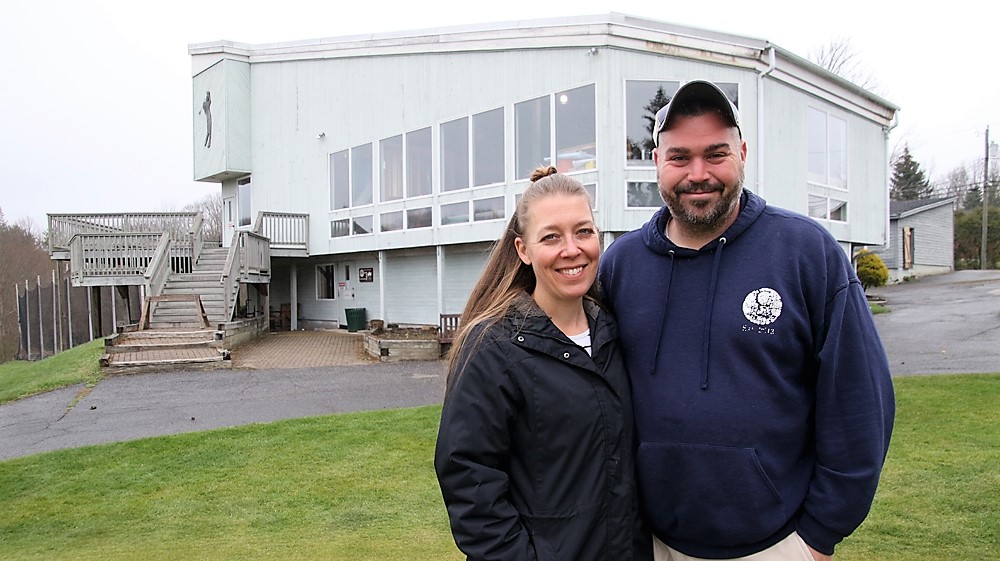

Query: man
[598,80,894,561]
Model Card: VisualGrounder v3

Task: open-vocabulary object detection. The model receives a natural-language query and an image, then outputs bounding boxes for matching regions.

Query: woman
[434,167,651,561]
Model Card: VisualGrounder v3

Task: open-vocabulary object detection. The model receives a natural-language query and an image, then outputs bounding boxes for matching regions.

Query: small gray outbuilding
[873,197,957,283]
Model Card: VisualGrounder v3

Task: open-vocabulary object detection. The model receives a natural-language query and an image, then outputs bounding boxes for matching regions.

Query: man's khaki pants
[653,532,816,561]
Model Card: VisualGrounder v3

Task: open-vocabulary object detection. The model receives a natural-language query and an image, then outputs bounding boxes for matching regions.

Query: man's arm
[797,278,895,555]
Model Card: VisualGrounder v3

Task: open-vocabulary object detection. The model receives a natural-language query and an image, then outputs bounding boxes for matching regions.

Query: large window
[555,85,597,173]
[473,108,504,186]
[330,144,372,210]
[442,108,505,191]
[441,117,469,192]
[808,107,847,189]
[352,143,373,206]
[626,82,679,166]
[515,85,597,179]
[626,80,739,166]
[406,127,432,197]
[515,95,550,179]
[807,107,848,223]
[330,150,349,210]
[380,135,404,202]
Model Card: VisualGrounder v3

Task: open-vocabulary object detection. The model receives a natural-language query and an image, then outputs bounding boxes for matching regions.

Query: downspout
[756,46,777,197]
[883,113,899,253]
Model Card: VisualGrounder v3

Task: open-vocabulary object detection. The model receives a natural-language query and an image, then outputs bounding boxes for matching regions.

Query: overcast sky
[2,0,996,231]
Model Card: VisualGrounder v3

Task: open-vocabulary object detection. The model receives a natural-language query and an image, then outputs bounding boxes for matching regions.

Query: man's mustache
[674,182,724,194]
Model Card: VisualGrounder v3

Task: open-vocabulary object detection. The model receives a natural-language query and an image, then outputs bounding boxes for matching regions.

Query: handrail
[144,233,172,297]
[190,212,204,266]
[219,230,272,323]
[220,231,241,323]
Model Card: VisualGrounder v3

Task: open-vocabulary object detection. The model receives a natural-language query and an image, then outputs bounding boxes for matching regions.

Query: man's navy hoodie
[597,190,895,558]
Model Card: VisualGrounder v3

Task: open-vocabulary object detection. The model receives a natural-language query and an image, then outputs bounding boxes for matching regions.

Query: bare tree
[183,193,223,243]
[0,209,56,363]
[809,37,881,93]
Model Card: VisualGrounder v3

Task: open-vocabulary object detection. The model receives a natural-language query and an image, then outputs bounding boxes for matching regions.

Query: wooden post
[66,274,74,348]
[37,276,44,359]
[87,286,94,341]
[52,270,60,353]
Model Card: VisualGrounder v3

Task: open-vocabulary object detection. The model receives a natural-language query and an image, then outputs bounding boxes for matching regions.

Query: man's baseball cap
[652,80,741,147]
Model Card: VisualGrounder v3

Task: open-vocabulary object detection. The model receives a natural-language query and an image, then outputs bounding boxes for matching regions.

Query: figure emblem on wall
[198,91,212,148]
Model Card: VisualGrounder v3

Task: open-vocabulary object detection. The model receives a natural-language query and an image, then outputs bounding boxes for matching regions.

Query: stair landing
[101,329,231,374]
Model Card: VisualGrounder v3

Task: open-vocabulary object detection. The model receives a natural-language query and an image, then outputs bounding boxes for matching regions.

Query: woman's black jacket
[435,296,651,561]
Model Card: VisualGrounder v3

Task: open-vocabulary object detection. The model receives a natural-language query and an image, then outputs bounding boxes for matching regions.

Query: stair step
[163,283,227,291]
[101,347,231,372]
[169,273,221,281]
[148,321,220,329]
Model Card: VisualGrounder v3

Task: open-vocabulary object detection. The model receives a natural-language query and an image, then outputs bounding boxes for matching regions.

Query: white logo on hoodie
[742,288,783,325]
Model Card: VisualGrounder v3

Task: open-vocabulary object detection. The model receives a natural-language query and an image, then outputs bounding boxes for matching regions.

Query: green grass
[838,373,1000,560]
[869,302,889,314]
[0,375,997,560]
[0,340,104,405]
[0,405,462,561]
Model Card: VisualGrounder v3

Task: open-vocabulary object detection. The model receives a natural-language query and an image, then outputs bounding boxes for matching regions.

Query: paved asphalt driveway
[872,270,1000,376]
[2,270,998,461]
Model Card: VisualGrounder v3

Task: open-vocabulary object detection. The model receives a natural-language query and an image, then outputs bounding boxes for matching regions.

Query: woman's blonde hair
[446,166,598,382]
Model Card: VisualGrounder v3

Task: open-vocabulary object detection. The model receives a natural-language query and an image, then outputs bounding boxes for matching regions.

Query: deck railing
[69,233,164,284]
[220,231,271,322]
[49,212,202,254]
[254,211,308,253]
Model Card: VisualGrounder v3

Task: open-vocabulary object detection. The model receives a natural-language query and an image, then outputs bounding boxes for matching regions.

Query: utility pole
[983,127,999,270]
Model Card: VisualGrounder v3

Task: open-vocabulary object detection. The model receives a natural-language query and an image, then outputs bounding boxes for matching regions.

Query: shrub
[855,249,889,291]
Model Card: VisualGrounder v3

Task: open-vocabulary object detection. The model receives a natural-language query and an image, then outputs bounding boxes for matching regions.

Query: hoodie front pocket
[636,441,786,547]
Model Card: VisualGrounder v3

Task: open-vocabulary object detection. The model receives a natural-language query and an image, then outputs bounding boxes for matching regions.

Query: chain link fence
[13,271,141,361]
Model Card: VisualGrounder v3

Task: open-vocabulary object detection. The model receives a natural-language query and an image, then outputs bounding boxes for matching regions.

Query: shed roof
[889,197,957,219]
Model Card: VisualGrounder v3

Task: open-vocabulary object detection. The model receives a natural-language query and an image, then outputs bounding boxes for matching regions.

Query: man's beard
[661,175,743,229]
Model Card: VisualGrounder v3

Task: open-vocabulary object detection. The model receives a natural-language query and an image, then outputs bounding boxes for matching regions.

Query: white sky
[2,0,997,231]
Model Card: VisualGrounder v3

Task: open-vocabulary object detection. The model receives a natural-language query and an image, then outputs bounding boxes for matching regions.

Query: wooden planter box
[363,332,440,362]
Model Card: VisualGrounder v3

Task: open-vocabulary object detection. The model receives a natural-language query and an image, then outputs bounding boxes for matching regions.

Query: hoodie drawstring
[649,250,676,377]
[700,237,727,389]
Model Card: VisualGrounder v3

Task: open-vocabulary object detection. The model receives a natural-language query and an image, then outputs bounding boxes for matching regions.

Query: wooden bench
[438,314,461,344]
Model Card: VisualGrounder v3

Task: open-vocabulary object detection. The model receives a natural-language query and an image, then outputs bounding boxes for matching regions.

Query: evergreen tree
[641,86,672,155]
[890,145,934,201]
[963,184,983,209]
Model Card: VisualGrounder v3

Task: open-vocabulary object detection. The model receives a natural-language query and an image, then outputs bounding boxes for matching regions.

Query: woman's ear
[514,237,531,266]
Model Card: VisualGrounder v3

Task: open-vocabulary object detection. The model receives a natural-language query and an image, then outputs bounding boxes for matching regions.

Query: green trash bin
[345,308,367,333]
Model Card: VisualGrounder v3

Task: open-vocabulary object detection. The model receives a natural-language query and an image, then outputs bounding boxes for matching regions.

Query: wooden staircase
[101,245,236,373]
[149,246,234,328]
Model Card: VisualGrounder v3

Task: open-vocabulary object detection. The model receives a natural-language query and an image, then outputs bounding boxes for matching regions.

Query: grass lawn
[0,405,461,561]
[0,340,103,405]
[0,374,997,560]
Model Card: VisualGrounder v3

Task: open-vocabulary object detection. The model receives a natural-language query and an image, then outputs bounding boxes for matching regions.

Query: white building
[189,12,898,330]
